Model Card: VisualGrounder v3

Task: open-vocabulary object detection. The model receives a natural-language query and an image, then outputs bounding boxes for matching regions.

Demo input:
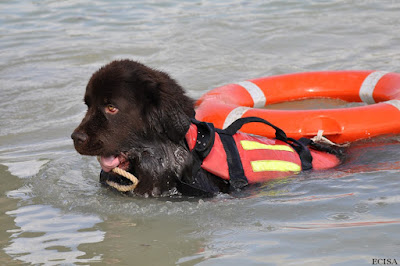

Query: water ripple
[5,205,104,265]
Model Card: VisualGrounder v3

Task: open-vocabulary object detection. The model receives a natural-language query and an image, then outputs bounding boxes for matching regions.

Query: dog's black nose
[71,131,88,144]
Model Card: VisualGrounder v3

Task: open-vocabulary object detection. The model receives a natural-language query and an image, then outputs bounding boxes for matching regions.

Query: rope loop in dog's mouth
[106,167,139,192]
[96,156,139,192]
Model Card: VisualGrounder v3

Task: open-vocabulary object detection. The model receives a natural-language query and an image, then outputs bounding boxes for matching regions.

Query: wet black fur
[71,60,228,196]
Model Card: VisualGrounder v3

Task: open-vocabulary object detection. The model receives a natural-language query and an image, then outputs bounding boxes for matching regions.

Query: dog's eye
[105,104,118,114]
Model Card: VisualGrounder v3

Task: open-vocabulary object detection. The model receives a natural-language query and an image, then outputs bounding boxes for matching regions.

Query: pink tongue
[99,155,120,172]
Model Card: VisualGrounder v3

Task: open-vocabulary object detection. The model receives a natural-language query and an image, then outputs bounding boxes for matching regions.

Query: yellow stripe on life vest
[250,160,301,173]
[241,140,294,152]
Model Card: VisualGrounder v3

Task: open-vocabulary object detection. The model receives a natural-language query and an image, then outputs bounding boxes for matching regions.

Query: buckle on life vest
[192,119,215,160]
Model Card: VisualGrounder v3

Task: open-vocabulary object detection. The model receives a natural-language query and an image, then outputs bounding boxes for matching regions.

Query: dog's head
[71,60,195,173]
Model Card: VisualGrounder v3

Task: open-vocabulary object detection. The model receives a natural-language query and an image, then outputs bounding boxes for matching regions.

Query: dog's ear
[161,108,191,143]
[158,80,195,143]
[137,80,190,143]
[136,69,195,144]
[138,80,161,111]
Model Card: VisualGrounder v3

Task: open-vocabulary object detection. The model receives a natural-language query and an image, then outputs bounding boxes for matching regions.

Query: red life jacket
[185,117,341,188]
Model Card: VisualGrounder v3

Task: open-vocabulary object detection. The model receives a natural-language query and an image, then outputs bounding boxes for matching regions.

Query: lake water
[1,0,400,265]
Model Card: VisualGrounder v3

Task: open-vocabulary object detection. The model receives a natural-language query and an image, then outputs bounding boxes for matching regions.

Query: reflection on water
[5,205,104,265]
[284,219,400,230]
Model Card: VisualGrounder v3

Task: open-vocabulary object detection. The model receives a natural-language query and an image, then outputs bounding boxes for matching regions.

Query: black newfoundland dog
[72,59,343,197]
[71,60,230,197]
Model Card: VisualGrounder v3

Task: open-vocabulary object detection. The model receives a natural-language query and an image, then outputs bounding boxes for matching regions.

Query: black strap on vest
[219,117,314,171]
[217,132,248,190]
[189,117,314,191]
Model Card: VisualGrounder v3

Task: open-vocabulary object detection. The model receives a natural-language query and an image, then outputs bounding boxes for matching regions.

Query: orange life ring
[195,71,400,144]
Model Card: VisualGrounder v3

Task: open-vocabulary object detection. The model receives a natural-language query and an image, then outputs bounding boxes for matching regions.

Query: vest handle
[221,116,288,142]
